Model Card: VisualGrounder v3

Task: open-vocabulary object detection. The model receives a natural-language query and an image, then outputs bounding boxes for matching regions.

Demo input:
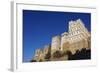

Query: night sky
[23,10,91,62]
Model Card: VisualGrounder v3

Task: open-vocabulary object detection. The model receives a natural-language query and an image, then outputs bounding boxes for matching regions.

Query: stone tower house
[51,36,61,55]
[33,19,91,61]
[61,19,91,54]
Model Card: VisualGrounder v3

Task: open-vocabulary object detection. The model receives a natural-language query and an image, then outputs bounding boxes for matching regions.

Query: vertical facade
[33,19,91,61]
[61,32,69,52]
[51,36,61,55]
[61,19,91,54]
[44,45,51,55]
[34,49,44,61]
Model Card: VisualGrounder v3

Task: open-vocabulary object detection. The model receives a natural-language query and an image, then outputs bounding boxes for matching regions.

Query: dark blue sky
[23,10,91,62]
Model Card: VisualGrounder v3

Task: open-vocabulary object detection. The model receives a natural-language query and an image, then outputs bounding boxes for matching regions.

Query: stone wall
[61,19,91,54]
[33,19,91,61]
[51,36,61,55]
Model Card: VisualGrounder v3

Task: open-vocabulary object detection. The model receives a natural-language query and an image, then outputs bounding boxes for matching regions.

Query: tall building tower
[51,35,61,55]
[61,32,69,52]
[43,45,51,60]
[34,49,44,61]
[43,45,51,55]
[68,19,91,54]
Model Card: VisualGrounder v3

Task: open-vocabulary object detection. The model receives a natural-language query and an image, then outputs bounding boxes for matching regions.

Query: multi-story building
[51,19,91,54]
[61,19,91,54]
[43,45,51,55]
[34,49,44,61]
[61,32,69,52]
[34,19,91,61]
[51,36,61,55]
